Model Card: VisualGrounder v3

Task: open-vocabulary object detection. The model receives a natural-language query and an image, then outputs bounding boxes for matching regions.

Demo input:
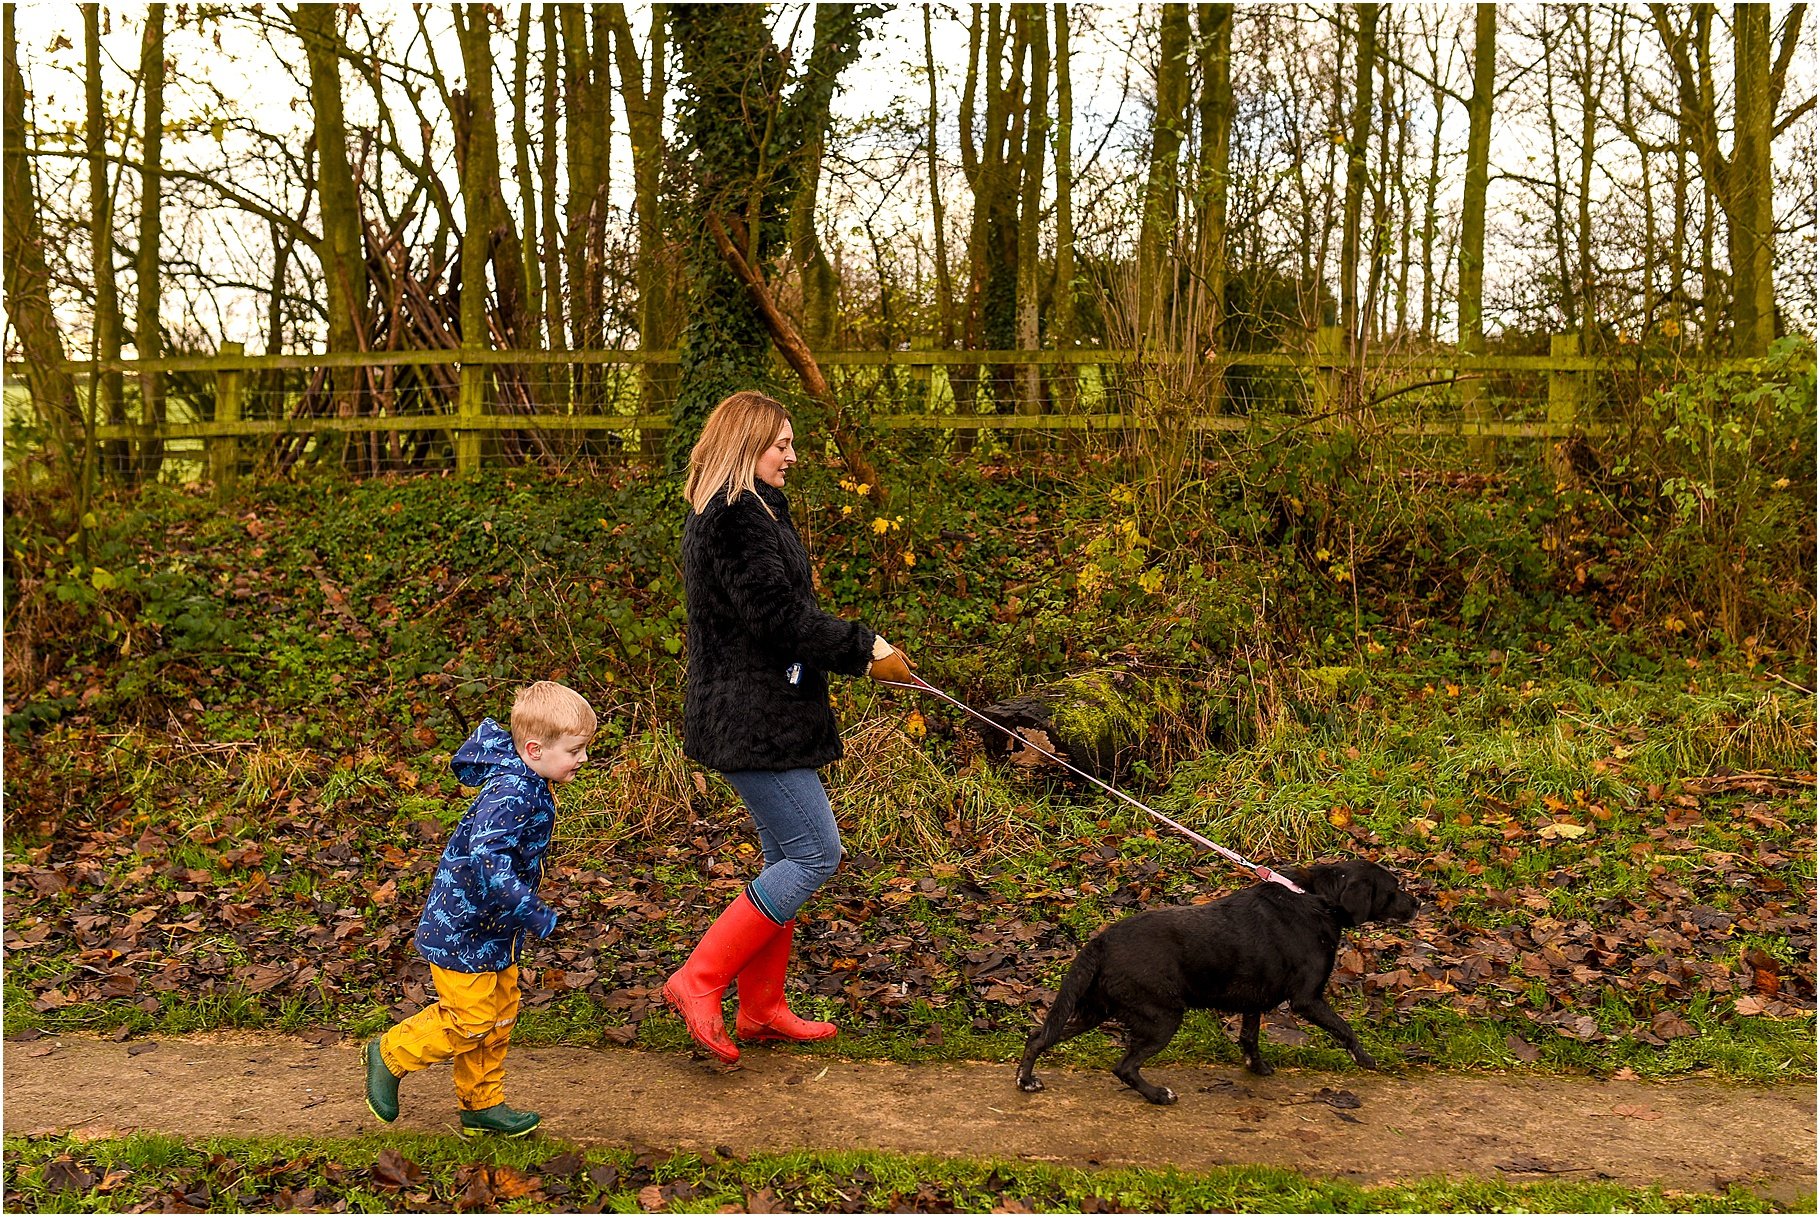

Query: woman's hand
[868,636,914,684]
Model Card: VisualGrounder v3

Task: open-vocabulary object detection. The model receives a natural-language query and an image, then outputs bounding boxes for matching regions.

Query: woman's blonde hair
[684,391,791,515]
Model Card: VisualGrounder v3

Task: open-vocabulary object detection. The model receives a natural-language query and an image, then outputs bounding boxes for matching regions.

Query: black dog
[1016,859,1419,1104]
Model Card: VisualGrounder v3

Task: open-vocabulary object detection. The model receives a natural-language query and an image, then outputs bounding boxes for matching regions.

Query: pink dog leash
[882,673,1307,896]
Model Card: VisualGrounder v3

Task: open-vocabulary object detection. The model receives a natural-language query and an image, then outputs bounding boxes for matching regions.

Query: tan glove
[868,635,914,684]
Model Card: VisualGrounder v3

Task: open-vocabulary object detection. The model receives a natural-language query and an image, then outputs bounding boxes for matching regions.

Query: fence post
[210,341,244,493]
[457,342,483,475]
[1461,350,1496,469]
[1548,330,1582,484]
[1311,324,1345,415]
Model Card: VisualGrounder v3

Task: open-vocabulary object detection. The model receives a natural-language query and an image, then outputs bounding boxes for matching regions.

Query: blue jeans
[721,768,843,923]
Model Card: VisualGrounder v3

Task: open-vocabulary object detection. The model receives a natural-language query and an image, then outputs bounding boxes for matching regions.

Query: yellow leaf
[1539,822,1588,840]
[1327,806,1353,828]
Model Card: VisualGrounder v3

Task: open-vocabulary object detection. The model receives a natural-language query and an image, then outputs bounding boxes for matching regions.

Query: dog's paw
[1246,1060,1274,1077]
[1017,1075,1045,1093]
[1148,1086,1178,1105]
[1355,1053,1380,1071]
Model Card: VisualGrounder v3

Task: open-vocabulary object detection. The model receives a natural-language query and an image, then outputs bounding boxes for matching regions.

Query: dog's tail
[1040,936,1105,1034]
[1018,936,1107,1089]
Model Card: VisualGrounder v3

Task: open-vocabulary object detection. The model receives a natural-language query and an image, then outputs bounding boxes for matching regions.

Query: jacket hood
[451,717,535,785]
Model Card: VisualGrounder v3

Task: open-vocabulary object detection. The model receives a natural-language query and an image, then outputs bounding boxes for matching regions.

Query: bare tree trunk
[1050,3,1075,411]
[991,7,1027,406]
[1573,6,1603,347]
[4,7,81,444]
[1136,4,1191,345]
[1419,21,1446,342]
[606,3,674,415]
[1458,4,1495,461]
[561,4,610,364]
[1539,9,1573,329]
[1391,56,1413,339]
[1671,123,1688,345]
[953,4,985,425]
[1731,3,1775,354]
[292,3,368,444]
[1195,3,1233,365]
[926,4,955,350]
[541,8,565,363]
[84,4,126,476]
[1612,12,1657,339]
[454,3,528,348]
[1366,11,1395,343]
[513,6,543,347]
[1014,4,1049,418]
[134,2,166,480]
[1700,153,1718,349]
[1340,3,1376,350]
[786,4,854,351]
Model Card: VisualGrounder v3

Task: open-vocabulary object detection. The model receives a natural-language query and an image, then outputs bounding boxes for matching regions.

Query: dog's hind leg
[1015,1008,1098,1093]
[1111,1009,1183,1105]
[1238,1011,1273,1076]
[1289,997,1378,1069]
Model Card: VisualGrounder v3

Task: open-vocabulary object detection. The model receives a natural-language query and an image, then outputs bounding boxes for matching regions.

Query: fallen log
[706,210,884,504]
[975,669,1180,780]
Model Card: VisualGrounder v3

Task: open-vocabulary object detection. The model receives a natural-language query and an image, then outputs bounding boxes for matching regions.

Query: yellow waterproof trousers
[378,964,519,1110]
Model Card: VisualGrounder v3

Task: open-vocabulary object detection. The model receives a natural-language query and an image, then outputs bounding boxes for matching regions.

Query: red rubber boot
[735,920,837,1043]
[662,890,780,1063]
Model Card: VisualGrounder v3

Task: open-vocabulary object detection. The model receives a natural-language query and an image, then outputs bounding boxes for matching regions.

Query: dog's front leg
[1289,997,1378,1069]
[1238,1011,1273,1075]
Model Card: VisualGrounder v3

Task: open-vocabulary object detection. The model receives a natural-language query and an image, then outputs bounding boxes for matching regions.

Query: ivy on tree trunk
[668,2,877,468]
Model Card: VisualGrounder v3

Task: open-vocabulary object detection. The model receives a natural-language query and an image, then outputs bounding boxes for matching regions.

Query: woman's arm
[708,497,876,675]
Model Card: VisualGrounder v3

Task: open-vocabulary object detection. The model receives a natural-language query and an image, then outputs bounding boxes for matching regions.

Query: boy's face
[522,732,591,783]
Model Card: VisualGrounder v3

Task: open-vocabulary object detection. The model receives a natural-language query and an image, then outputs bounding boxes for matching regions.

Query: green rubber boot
[363,1037,400,1123]
[459,1104,541,1138]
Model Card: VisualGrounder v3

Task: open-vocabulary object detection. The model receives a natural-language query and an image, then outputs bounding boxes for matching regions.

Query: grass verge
[3,1131,1804,1214]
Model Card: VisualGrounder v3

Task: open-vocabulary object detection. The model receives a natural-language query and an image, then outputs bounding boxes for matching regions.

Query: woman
[663,390,912,1064]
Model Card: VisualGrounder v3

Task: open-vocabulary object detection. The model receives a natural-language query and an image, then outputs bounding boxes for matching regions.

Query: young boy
[363,680,595,1137]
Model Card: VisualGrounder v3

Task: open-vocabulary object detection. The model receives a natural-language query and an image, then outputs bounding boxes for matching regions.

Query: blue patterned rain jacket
[413,718,560,972]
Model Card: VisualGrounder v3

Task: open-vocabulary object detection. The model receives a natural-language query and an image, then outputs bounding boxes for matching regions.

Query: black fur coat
[681,482,876,772]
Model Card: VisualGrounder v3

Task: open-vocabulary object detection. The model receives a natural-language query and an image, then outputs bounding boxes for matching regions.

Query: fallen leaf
[43,1155,96,1193]
[638,1183,667,1210]
[1612,1104,1662,1121]
[489,1164,538,1200]
[371,1147,424,1191]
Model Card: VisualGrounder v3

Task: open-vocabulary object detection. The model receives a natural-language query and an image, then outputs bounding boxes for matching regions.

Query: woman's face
[755,420,796,488]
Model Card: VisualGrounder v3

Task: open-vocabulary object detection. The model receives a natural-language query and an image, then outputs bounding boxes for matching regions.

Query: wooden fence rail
[6,328,1771,481]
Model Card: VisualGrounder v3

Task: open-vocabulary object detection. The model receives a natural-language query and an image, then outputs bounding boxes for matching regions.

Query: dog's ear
[1335,861,1387,925]
[1358,861,1415,922]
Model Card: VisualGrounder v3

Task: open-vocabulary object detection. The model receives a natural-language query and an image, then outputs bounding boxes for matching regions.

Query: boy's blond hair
[510,681,597,749]
[684,390,791,516]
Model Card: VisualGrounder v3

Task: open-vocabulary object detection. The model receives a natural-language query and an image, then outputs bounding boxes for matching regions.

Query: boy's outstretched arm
[466,794,559,937]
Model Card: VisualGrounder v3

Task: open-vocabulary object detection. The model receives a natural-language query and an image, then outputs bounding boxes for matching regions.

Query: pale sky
[10,3,1816,352]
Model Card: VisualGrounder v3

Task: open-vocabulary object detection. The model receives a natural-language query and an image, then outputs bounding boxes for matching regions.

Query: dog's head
[1288,859,1420,927]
